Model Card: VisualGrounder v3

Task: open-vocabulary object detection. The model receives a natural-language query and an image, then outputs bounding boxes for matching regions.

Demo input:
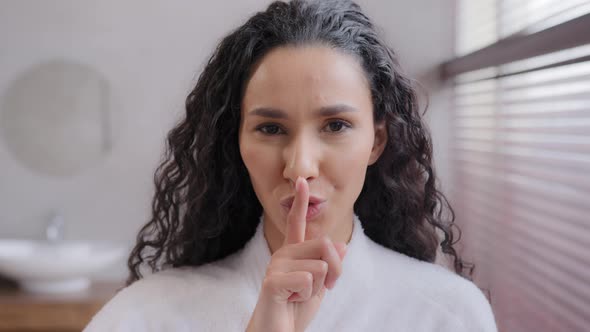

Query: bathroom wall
[0,0,455,279]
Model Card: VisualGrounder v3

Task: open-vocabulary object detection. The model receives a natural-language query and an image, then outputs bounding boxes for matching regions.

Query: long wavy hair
[127,0,475,286]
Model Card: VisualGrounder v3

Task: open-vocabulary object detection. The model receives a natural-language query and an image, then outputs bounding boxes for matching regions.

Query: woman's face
[239,45,386,252]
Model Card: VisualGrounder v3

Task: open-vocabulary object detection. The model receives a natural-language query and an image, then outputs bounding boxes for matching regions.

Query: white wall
[0,0,454,279]
[359,0,456,193]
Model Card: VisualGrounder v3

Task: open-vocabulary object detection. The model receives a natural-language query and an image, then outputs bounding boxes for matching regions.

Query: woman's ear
[368,120,387,166]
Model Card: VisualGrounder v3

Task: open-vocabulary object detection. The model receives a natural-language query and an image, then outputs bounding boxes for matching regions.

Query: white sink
[0,239,127,294]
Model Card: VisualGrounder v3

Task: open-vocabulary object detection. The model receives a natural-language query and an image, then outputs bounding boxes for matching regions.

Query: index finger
[283,177,309,246]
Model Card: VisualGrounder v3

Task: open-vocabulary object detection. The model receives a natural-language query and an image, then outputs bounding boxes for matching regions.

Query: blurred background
[0,0,588,331]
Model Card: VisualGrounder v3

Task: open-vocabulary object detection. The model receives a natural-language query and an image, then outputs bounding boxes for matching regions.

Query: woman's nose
[282,133,319,184]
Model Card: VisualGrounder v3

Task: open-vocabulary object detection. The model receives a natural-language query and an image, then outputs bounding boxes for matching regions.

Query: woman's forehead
[242,45,371,115]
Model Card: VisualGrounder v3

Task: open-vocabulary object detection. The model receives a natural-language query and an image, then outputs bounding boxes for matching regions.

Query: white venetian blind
[451,1,590,332]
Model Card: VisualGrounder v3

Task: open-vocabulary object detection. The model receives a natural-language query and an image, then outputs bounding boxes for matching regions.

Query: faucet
[46,212,65,243]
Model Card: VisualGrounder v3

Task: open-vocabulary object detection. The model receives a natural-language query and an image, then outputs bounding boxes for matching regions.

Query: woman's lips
[280,196,327,221]
[303,201,325,220]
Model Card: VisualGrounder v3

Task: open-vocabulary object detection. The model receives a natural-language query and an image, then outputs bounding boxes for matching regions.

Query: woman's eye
[256,124,284,135]
[325,120,351,133]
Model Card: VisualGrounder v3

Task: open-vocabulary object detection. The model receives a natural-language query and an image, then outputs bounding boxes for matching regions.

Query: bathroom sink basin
[0,239,127,293]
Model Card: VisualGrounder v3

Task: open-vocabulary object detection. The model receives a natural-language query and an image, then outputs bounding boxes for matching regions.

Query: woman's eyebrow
[247,104,358,119]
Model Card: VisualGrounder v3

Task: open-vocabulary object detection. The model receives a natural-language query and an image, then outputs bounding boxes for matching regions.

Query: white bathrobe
[84,215,498,331]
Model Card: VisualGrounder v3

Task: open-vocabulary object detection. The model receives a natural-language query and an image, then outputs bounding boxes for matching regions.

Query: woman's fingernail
[295,177,303,192]
[326,280,334,290]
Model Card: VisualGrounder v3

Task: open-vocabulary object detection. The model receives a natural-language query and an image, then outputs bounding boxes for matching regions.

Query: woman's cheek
[241,140,281,195]
[326,140,371,197]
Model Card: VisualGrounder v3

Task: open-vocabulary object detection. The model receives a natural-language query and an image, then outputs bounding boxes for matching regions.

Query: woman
[85,0,497,331]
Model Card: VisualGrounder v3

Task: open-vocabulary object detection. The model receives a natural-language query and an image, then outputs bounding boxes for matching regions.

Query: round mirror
[0,59,113,177]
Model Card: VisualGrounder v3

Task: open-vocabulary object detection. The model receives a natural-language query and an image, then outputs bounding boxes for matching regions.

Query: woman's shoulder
[121,265,230,299]
[119,262,238,300]
[83,264,252,331]
[366,241,498,331]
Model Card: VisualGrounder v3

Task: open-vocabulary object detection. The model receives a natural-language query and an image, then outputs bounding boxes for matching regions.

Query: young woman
[85,0,497,331]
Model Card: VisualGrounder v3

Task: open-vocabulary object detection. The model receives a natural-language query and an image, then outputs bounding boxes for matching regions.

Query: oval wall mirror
[0,59,113,177]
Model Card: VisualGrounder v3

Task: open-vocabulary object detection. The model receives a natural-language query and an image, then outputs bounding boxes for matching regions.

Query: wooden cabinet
[0,281,122,332]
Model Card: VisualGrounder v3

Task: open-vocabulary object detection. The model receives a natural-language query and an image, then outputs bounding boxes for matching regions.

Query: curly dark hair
[127,0,475,286]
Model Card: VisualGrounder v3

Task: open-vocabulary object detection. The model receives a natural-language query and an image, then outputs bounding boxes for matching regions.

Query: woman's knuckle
[319,236,331,251]
[319,260,328,273]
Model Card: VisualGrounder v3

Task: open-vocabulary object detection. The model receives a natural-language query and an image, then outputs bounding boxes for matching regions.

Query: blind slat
[456,156,590,192]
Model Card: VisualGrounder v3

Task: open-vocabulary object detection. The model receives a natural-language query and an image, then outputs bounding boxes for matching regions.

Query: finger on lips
[284,176,308,246]
[279,176,348,301]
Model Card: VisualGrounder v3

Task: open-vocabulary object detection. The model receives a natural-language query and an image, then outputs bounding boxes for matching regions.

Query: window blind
[450,1,590,332]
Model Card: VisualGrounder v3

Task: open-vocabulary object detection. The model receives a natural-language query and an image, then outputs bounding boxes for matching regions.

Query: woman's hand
[246,177,348,332]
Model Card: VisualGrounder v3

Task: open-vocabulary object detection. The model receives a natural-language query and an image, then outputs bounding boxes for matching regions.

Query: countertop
[0,278,123,332]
